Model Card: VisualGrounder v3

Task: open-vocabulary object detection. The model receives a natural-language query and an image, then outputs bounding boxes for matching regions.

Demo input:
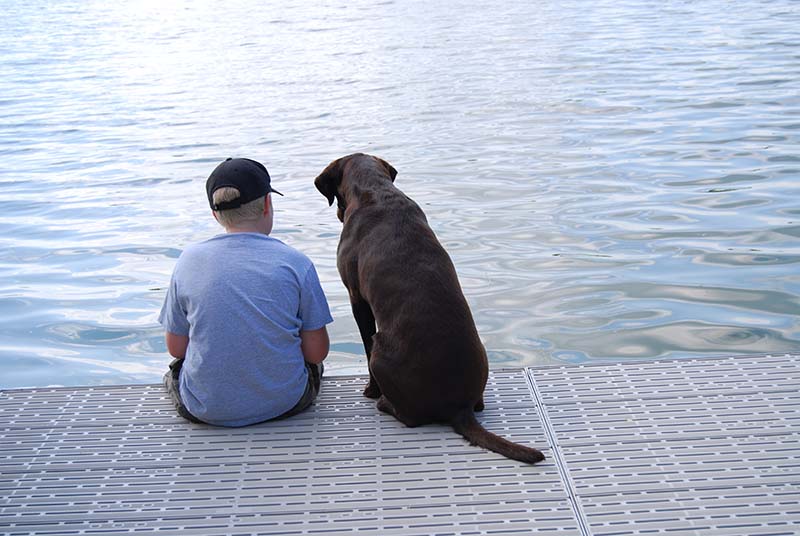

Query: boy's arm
[165,331,189,359]
[300,326,329,365]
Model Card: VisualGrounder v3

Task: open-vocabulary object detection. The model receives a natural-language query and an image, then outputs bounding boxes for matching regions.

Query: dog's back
[351,190,489,420]
[347,191,477,338]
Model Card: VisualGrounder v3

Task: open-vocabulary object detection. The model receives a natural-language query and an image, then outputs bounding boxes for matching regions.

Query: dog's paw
[376,395,394,415]
[363,381,382,399]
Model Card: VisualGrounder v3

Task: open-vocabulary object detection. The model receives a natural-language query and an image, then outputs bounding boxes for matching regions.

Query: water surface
[1,0,799,388]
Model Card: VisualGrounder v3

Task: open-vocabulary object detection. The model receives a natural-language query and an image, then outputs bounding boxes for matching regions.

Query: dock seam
[524,368,592,536]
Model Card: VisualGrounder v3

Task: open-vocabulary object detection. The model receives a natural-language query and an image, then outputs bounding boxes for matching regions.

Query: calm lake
[1,0,799,388]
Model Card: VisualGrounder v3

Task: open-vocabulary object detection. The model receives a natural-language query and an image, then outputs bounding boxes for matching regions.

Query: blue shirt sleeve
[158,271,190,336]
[298,263,333,331]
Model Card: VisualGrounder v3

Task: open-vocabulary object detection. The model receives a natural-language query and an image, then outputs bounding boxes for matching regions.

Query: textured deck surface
[1,354,799,535]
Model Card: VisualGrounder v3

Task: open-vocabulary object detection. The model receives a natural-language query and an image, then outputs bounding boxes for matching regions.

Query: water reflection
[1,0,798,387]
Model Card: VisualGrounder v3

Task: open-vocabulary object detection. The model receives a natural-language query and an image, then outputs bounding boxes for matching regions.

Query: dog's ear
[314,158,342,206]
[375,157,397,182]
[377,157,398,182]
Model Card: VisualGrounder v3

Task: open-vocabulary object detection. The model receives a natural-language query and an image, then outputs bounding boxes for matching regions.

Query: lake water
[2,0,799,389]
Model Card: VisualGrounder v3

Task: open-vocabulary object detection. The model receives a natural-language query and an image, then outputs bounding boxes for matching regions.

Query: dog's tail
[450,409,545,465]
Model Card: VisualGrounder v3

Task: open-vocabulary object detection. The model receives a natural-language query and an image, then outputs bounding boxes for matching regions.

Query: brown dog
[315,153,544,464]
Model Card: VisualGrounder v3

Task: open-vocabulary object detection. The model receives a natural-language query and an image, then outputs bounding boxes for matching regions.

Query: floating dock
[2,354,798,535]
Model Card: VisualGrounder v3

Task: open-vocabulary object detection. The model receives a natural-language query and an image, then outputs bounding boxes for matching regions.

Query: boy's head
[206,158,283,230]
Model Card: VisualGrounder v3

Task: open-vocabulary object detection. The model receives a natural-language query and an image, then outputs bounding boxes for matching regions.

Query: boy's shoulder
[181,233,312,267]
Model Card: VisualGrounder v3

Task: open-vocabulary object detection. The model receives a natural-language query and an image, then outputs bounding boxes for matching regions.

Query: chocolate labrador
[315,153,544,464]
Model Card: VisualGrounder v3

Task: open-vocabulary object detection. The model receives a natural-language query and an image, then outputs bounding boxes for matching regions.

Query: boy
[159,157,333,425]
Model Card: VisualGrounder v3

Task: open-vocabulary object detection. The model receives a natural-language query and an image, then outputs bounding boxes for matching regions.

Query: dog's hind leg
[377,395,422,428]
[351,300,380,398]
[369,333,426,428]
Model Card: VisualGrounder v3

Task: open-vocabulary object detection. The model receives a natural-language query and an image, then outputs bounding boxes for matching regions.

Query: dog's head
[314,153,398,222]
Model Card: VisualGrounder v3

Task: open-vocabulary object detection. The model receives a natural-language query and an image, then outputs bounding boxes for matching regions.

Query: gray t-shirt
[158,232,333,426]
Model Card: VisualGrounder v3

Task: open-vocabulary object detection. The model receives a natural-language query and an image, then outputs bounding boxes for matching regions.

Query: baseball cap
[206,157,284,211]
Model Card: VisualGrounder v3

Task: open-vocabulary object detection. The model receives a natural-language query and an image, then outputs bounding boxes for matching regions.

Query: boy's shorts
[163,358,324,425]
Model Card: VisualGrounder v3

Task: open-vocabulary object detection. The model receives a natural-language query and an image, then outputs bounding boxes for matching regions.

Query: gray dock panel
[532,354,800,535]
[1,354,799,535]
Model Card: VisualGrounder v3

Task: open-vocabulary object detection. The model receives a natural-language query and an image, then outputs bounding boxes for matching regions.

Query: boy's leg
[163,358,205,424]
[308,362,323,393]
[273,362,324,420]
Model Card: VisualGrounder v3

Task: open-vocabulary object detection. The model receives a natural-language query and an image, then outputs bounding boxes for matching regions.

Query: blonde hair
[212,187,266,229]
